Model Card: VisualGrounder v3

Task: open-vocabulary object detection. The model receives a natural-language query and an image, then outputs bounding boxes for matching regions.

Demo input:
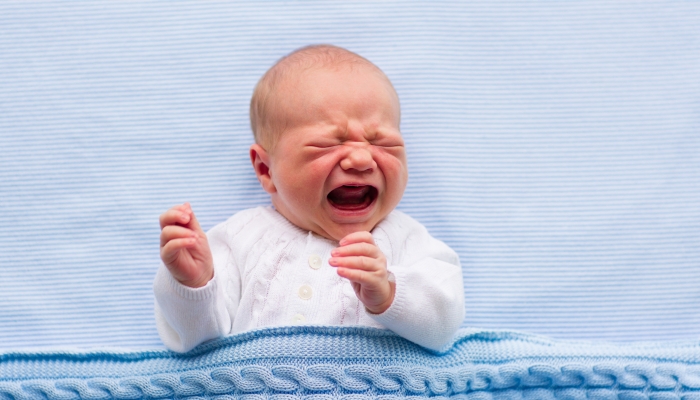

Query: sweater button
[308,254,322,270]
[298,285,313,300]
[291,313,306,324]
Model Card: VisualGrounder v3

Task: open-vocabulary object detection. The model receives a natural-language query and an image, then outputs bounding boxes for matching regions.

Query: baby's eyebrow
[369,125,400,141]
[310,121,342,137]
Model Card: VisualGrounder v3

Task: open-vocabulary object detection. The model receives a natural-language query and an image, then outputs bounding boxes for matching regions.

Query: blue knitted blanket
[2,326,699,399]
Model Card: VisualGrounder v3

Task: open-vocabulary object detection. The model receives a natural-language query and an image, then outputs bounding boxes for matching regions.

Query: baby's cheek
[375,149,407,171]
[378,158,407,189]
[308,160,332,177]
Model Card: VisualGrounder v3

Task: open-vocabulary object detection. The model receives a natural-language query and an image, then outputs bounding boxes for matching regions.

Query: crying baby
[153,44,465,352]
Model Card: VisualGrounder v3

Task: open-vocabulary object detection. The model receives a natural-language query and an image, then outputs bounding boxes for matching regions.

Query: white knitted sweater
[154,206,464,352]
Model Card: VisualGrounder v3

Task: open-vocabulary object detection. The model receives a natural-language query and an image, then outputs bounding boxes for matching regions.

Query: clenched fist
[159,203,213,288]
[329,231,395,314]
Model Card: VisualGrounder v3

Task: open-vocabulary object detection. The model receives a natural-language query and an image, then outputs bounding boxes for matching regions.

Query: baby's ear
[250,144,276,194]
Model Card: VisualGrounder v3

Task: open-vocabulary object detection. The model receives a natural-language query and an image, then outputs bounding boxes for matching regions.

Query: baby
[154,45,464,353]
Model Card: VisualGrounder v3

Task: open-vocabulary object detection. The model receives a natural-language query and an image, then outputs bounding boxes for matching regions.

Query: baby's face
[255,64,407,241]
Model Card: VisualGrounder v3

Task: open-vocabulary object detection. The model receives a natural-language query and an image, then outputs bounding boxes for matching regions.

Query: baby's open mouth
[327,185,378,210]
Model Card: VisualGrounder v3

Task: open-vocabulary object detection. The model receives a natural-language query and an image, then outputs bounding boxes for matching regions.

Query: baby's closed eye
[370,137,404,149]
[305,139,342,149]
[366,127,403,147]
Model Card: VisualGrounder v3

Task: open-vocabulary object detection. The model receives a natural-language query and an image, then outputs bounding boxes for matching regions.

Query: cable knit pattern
[2,326,700,399]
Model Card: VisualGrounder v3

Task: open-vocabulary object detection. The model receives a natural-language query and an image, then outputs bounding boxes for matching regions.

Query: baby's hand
[159,203,213,288]
[329,231,395,314]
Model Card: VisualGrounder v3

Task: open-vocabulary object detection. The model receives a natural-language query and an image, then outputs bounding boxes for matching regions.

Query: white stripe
[0,0,698,349]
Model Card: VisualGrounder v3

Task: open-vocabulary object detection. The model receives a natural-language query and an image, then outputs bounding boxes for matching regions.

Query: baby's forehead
[276,61,385,91]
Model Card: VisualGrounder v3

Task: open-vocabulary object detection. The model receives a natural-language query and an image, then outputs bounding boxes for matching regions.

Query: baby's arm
[330,218,464,351]
[154,203,232,352]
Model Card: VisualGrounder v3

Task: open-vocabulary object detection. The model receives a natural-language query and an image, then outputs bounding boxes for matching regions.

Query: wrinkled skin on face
[250,64,407,241]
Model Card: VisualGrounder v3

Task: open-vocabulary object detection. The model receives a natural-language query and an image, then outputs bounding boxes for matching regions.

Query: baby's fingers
[159,203,204,233]
[338,231,375,246]
[159,204,192,229]
[185,204,204,233]
[160,237,197,265]
[331,242,382,259]
[329,255,383,272]
[335,266,373,284]
[334,265,390,297]
[160,225,197,248]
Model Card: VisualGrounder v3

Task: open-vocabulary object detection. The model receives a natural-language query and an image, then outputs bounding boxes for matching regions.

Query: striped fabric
[0,1,698,350]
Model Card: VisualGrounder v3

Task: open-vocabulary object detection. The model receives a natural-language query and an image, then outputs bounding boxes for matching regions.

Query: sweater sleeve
[368,212,465,351]
[153,220,237,353]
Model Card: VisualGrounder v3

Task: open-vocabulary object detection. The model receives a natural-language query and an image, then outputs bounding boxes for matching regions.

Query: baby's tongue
[328,185,371,208]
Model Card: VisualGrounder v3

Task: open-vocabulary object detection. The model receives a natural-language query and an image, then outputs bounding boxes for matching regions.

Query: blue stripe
[0,1,698,350]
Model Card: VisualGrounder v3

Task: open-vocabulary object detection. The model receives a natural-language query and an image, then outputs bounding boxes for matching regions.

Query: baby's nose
[340,147,377,172]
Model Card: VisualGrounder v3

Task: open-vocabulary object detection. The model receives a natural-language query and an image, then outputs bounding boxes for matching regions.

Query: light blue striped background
[1,1,698,350]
